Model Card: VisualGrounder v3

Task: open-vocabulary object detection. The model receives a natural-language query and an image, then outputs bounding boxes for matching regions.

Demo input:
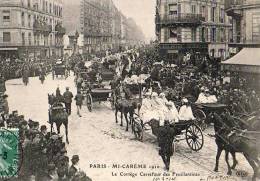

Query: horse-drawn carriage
[48,98,69,143]
[132,114,204,152]
[52,60,68,79]
[85,87,112,112]
[191,103,228,130]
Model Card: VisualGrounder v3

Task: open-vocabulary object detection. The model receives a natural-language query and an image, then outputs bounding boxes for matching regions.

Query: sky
[113,0,156,41]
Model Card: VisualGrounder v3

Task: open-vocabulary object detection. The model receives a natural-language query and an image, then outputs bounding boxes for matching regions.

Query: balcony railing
[156,14,205,26]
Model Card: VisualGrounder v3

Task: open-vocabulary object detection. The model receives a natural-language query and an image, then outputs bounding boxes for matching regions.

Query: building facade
[156,0,232,61]
[0,0,65,60]
[225,0,260,49]
[76,0,145,56]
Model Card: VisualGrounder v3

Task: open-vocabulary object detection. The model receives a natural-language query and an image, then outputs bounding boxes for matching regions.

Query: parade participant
[250,90,260,111]
[157,120,175,171]
[196,88,218,104]
[75,90,84,117]
[164,101,179,124]
[56,87,63,103]
[63,87,73,115]
[76,75,84,92]
[68,155,80,179]
[179,98,195,121]
[39,64,46,84]
[40,125,48,137]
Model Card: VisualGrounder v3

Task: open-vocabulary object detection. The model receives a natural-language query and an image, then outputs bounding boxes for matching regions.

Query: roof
[222,48,260,66]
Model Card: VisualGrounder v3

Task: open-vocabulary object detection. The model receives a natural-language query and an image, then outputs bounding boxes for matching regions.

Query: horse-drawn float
[52,60,68,79]
[132,114,204,152]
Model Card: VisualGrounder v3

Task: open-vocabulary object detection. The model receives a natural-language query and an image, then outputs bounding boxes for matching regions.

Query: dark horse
[209,111,260,181]
[115,98,142,132]
[48,94,69,144]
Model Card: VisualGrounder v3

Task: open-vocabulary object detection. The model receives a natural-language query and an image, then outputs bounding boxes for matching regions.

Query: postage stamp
[0,128,20,179]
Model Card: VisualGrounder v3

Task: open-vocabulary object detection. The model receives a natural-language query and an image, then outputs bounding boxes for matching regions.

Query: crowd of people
[0,56,90,180]
[0,57,55,81]
[0,109,91,181]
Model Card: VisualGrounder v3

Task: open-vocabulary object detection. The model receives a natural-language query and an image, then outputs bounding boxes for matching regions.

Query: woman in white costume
[179,98,195,121]
[164,101,180,124]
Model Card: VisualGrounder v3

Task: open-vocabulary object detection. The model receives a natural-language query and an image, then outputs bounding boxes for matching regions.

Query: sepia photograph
[0,0,260,180]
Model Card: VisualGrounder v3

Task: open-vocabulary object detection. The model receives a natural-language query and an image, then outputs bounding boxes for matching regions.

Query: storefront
[222,48,260,90]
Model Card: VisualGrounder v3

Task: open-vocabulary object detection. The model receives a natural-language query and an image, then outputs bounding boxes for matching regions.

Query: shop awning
[222,48,260,73]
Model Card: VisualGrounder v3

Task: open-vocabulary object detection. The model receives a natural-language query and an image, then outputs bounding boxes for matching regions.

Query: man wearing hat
[63,87,73,115]
[68,155,80,180]
[75,90,84,117]
[157,120,175,171]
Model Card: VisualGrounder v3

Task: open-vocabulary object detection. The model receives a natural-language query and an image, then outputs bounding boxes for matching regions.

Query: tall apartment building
[156,0,232,61]
[63,0,145,55]
[80,0,113,54]
[225,0,260,48]
[0,0,65,60]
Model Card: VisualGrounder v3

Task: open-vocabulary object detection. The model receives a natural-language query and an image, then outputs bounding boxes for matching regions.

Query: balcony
[33,20,52,35]
[225,0,244,17]
[159,42,209,50]
[55,24,66,36]
[156,14,205,27]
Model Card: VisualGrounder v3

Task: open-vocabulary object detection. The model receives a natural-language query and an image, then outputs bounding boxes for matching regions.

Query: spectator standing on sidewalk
[63,87,73,115]
[75,91,84,117]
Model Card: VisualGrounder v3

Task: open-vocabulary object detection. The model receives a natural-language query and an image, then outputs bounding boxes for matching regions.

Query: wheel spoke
[190,141,194,148]
[196,140,202,146]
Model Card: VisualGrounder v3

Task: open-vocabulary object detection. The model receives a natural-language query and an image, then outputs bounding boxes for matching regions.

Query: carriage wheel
[193,109,207,131]
[185,124,204,151]
[86,93,93,112]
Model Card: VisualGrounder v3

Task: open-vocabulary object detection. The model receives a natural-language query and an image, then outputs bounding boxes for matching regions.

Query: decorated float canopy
[222,48,260,74]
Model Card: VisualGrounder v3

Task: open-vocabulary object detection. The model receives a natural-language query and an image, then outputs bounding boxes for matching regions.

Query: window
[178,4,181,16]
[191,28,196,41]
[22,33,25,45]
[220,8,225,23]
[169,4,177,15]
[201,6,206,17]
[211,7,216,22]
[191,5,196,14]
[3,32,11,42]
[49,3,52,14]
[28,0,31,8]
[21,12,25,26]
[46,1,48,13]
[220,28,225,42]
[28,14,31,27]
[28,33,32,45]
[211,28,216,42]
[43,0,45,12]
[3,10,10,22]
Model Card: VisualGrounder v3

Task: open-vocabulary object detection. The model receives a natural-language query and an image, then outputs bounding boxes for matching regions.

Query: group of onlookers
[0,110,91,181]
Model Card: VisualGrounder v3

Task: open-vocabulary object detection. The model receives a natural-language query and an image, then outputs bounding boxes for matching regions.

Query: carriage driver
[63,87,74,115]
[157,120,175,171]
